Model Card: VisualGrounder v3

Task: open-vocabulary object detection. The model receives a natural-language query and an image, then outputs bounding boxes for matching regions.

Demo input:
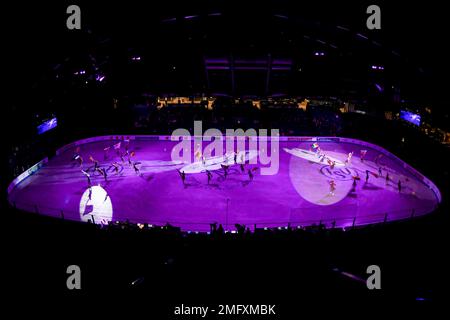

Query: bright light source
[79,185,113,224]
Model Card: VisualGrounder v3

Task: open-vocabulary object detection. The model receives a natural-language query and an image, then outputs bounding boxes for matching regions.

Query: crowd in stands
[5,204,447,299]
[133,98,343,136]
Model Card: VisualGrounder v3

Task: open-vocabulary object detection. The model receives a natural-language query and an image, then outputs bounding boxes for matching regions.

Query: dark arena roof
[3,0,450,310]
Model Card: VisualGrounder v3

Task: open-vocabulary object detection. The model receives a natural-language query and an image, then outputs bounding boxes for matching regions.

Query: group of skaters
[177,150,257,187]
[310,142,406,196]
[71,140,142,189]
[311,142,339,168]
[328,168,403,196]
[311,143,373,168]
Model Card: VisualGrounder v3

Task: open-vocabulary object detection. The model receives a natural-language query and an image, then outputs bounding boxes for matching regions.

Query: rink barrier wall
[14,135,441,203]
[7,158,48,194]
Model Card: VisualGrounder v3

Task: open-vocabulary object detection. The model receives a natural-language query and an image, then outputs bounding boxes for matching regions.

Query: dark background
[3,0,449,314]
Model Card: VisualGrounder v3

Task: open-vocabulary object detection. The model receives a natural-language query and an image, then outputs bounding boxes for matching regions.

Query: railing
[9,199,438,233]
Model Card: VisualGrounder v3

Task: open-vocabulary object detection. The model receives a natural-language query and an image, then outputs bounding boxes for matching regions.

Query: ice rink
[8,137,440,231]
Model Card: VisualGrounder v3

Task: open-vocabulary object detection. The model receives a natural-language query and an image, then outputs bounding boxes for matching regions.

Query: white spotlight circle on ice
[79,185,113,224]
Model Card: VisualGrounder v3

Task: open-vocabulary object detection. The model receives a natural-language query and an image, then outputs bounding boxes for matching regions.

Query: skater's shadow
[346,185,358,198]
[229,168,244,175]
[75,188,86,195]
[144,174,155,182]
[100,180,112,188]
[184,178,202,188]
[82,205,93,216]
[347,192,358,198]
[205,183,220,189]
[362,183,382,190]
[241,180,253,187]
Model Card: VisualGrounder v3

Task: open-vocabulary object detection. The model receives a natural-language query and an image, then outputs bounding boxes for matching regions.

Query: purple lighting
[400,110,421,126]
[161,17,177,23]
[37,117,57,135]
[272,59,292,65]
[7,136,440,232]
[205,58,229,64]
[375,83,384,92]
[274,14,288,19]
[131,56,141,61]
[356,33,369,40]
[336,25,350,31]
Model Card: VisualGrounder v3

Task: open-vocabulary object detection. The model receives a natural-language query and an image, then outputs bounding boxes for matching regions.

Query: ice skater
[319,153,326,163]
[89,155,99,172]
[103,146,111,160]
[177,169,186,186]
[127,151,135,166]
[240,162,245,173]
[113,141,122,156]
[240,152,245,164]
[248,169,254,181]
[329,180,336,196]
[378,167,383,177]
[94,166,103,179]
[206,170,212,184]
[111,162,120,174]
[221,164,229,179]
[360,150,367,162]
[345,152,353,165]
[365,170,370,183]
[81,169,91,187]
[202,155,206,166]
[72,146,81,161]
[101,167,108,182]
[398,180,402,193]
[73,154,83,168]
[352,175,358,188]
[327,159,336,170]
[311,142,320,154]
[133,161,141,175]
[385,172,390,185]
[195,143,202,162]
[234,152,237,164]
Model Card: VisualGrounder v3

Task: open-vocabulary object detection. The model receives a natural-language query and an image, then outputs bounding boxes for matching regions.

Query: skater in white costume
[195,143,202,162]
[329,180,336,196]
[345,152,353,165]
